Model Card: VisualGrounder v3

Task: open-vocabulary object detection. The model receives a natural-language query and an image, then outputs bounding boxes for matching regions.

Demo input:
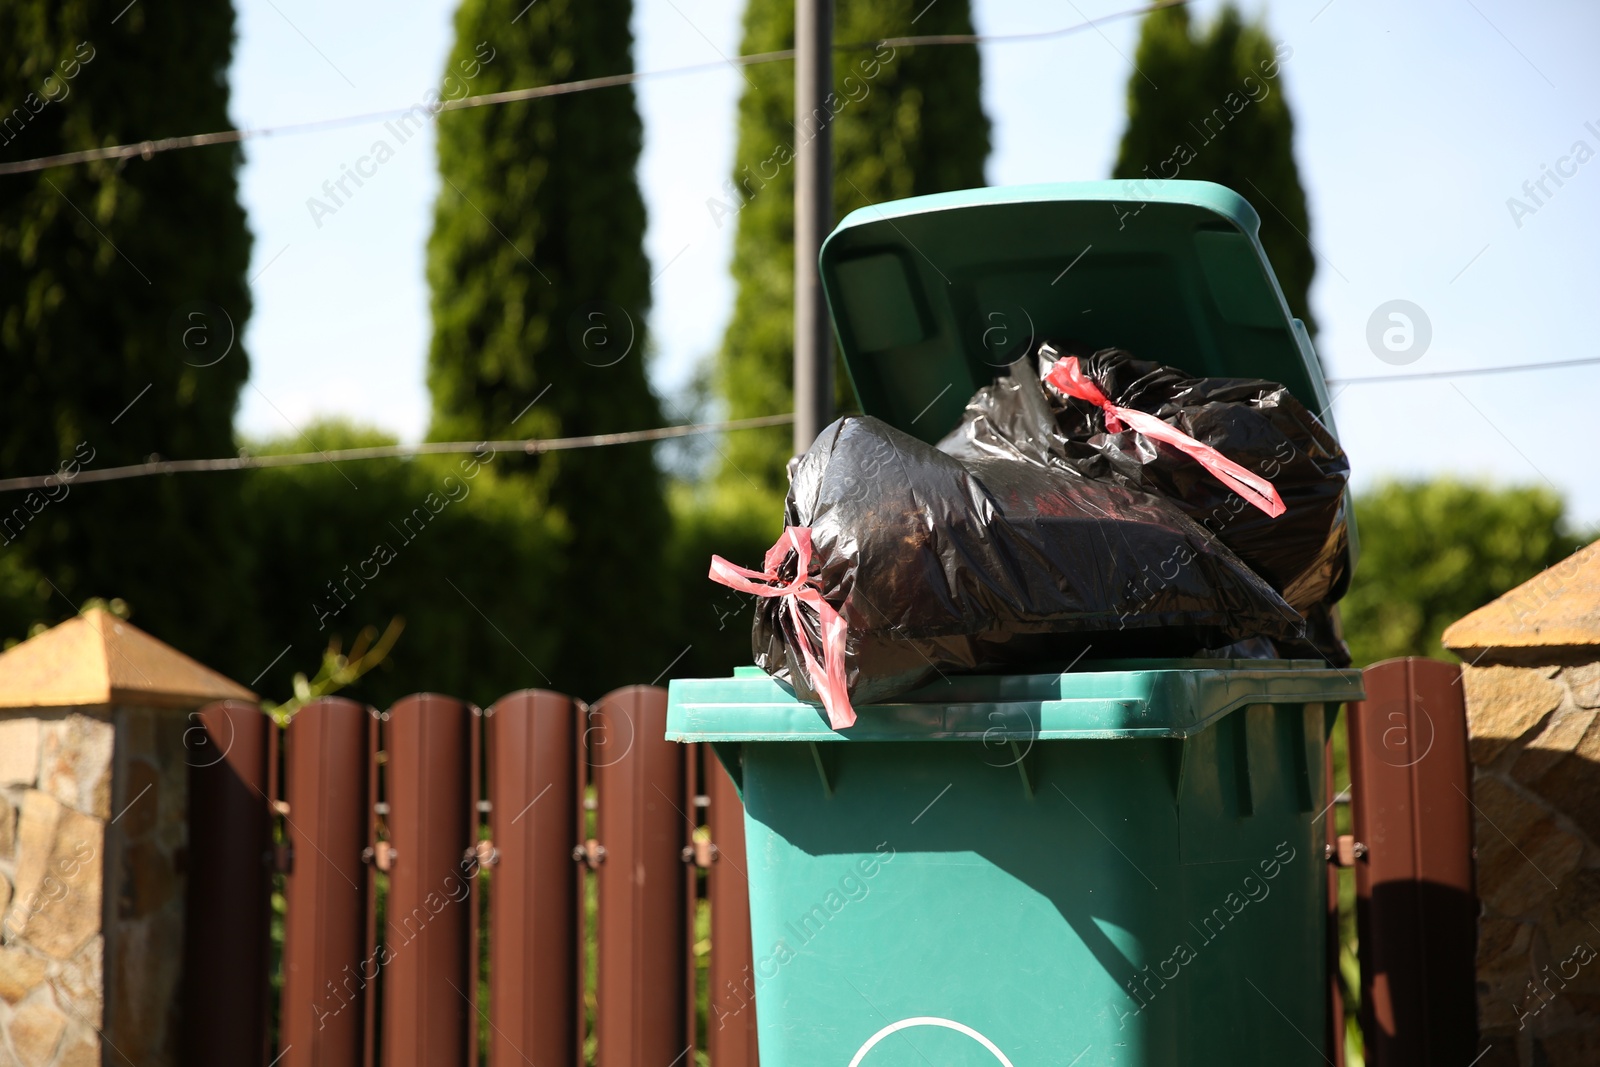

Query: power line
[0,0,1188,179]
[6,349,1593,492]
[0,54,790,178]
[0,413,794,494]
[1325,354,1600,386]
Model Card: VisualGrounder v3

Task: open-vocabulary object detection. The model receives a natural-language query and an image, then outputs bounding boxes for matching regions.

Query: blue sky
[230,0,1600,525]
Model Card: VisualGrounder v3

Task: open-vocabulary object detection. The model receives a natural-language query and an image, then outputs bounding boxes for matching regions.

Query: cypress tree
[426,0,667,694]
[1113,4,1316,334]
[659,0,990,681]
[715,0,992,495]
[0,0,254,665]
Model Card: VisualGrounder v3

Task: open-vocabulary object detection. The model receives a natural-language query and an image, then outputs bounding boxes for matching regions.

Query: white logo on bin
[848,1017,1015,1066]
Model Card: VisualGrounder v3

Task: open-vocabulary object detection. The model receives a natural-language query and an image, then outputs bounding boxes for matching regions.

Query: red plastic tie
[1044,356,1286,518]
[708,527,855,729]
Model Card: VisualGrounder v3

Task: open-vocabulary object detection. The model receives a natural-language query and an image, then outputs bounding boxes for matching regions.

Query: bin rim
[665,662,1364,743]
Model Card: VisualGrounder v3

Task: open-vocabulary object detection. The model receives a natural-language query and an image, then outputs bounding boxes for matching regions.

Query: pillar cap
[0,608,255,710]
[1443,539,1600,656]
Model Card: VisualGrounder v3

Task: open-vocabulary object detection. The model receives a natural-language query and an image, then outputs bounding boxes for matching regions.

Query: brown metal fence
[183,685,740,1067]
[183,659,1479,1067]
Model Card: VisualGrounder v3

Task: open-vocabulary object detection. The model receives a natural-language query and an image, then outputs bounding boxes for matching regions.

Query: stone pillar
[0,609,253,1067]
[1444,539,1600,1067]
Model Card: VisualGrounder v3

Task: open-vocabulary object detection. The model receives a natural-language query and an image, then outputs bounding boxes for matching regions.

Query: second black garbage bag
[710,378,1304,728]
[1030,341,1352,614]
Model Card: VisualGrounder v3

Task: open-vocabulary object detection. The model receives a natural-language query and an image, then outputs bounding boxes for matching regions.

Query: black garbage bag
[1029,341,1351,614]
[710,411,1303,728]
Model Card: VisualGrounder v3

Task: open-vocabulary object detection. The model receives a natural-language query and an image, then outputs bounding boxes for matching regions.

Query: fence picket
[281,697,373,1067]
[184,699,273,1066]
[1324,730,1345,1067]
[1348,658,1477,1065]
[381,694,475,1067]
[485,689,581,1067]
[591,686,690,1067]
[706,755,760,1067]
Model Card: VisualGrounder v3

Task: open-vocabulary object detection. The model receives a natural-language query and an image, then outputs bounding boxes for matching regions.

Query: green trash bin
[668,181,1365,1065]
[668,664,1362,1065]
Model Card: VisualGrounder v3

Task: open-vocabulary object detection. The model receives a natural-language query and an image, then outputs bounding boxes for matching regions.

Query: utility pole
[793,0,833,457]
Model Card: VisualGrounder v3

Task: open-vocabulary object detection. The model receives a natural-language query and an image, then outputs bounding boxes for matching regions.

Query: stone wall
[1466,658,1600,1065]
[0,707,188,1067]
[0,710,109,1067]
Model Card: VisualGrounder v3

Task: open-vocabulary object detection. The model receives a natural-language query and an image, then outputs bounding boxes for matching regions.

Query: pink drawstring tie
[1045,356,1286,518]
[708,526,855,729]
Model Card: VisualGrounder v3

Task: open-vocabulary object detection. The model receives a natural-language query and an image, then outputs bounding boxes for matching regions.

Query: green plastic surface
[667,664,1364,1065]
[677,182,1366,1062]
[817,178,1358,593]
[819,180,1333,446]
[669,661,1359,745]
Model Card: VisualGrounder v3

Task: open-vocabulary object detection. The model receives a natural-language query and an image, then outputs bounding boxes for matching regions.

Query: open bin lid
[819,180,1335,445]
